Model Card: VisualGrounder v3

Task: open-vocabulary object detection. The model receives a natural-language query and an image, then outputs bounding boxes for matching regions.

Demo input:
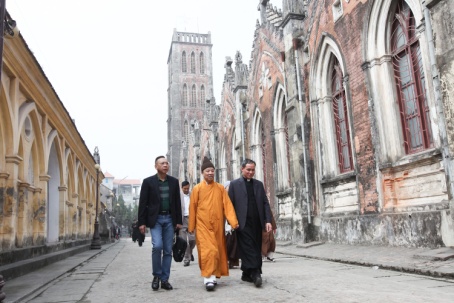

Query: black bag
[172,230,187,262]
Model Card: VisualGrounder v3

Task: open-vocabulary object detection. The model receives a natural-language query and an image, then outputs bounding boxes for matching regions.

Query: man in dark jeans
[138,156,182,291]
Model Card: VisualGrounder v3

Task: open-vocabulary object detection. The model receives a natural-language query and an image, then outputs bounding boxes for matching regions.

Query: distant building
[103,171,115,191]
[101,171,140,207]
[166,29,215,181]
[113,177,141,207]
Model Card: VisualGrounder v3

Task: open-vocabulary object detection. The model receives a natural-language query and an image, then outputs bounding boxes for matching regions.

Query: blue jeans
[150,214,174,282]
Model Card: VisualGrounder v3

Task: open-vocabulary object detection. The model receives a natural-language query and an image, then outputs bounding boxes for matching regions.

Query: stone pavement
[2,241,121,303]
[1,239,454,302]
[276,241,454,279]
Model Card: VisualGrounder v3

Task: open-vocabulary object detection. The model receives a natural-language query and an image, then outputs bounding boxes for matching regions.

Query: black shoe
[205,282,215,291]
[267,257,275,262]
[253,274,262,287]
[241,274,253,283]
[151,276,160,291]
[161,280,173,290]
[191,254,194,261]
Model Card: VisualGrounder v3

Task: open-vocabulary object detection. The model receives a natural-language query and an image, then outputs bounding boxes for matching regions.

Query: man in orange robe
[188,157,239,291]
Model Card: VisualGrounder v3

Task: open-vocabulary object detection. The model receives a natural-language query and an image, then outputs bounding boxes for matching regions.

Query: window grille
[191,52,196,74]
[391,0,432,153]
[200,52,205,74]
[261,125,267,187]
[284,114,291,183]
[182,51,187,73]
[200,85,205,107]
[332,58,353,173]
[191,85,197,107]
[183,84,188,107]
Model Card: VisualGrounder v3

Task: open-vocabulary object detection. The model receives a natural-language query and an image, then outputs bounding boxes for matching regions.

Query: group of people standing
[137,155,276,292]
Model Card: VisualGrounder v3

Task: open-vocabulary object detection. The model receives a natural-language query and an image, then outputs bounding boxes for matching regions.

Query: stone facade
[0,12,102,265]
[175,0,454,248]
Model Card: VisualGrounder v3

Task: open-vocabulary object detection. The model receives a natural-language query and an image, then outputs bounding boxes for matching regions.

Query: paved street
[7,238,453,303]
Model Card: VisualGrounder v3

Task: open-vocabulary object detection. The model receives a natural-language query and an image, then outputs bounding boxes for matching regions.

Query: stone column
[3,155,22,250]
[0,172,10,248]
[31,186,44,245]
[80,199,87,237]
[35,175,50,244]
[58,185,68,240]
[16,181,30,248]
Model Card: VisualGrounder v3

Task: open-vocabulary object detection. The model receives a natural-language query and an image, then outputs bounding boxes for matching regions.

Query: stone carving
[333,0,343,21]
[259,62,272,98]
[235,51,242,63]
[224,56,235,85]
[235,51,249,87]
[193,120,201,145]
[213,105,220,122]
[224,113,232,134]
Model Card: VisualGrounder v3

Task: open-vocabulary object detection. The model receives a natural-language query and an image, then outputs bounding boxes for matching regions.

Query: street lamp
[90,147,101,249]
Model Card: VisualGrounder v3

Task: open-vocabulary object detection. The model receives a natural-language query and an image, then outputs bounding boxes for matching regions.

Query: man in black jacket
[228,158,272,288]
[138,156,182,291]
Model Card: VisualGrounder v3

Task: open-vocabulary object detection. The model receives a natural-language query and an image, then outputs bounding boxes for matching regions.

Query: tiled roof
[104,171,115,178]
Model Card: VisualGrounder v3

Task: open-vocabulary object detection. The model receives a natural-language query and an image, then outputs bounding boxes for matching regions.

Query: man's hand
[175,224,182,230]
[139,225,146,234]
[265,223,272,233]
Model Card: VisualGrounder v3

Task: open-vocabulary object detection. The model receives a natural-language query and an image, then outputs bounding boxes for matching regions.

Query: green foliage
[112,194,136,229]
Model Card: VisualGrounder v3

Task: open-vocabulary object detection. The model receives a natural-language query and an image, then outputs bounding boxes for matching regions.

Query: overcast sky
[7,0,281,181]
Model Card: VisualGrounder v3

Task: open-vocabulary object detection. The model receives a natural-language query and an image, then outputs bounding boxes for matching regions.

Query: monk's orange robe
[188,181,238,278]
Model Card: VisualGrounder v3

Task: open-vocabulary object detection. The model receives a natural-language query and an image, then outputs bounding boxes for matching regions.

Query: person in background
[188,157,239,291]
[138,156,182,291]
[224,181,240,269]
[180,180,196,266]
[228,158,272,288]
[262,211,277,262]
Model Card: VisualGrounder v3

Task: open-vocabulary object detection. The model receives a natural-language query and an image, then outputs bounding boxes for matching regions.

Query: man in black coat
[138,156,182,291]
[228,158,272,287]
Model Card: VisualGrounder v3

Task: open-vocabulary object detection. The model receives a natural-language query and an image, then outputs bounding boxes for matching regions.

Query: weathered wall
[319,212,444,248]
[0,15,101,262]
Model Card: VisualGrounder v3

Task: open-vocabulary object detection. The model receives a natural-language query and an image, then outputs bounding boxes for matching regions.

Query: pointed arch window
[252,111,266,183]
[190,52,196,74]
[273,88,290,189]
[261,125,267,186]
[231,132,240,180]
[183,84,188,107]
[391,0,432,154]
[200,52,205,74]
[191,85,197,107]
[200,85,205,107]
[331,57,353,173]
[182,51,187,73]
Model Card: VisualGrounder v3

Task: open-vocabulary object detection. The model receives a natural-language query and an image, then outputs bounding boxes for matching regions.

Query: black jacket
[228,177,271,231]
[138,174,182,228]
